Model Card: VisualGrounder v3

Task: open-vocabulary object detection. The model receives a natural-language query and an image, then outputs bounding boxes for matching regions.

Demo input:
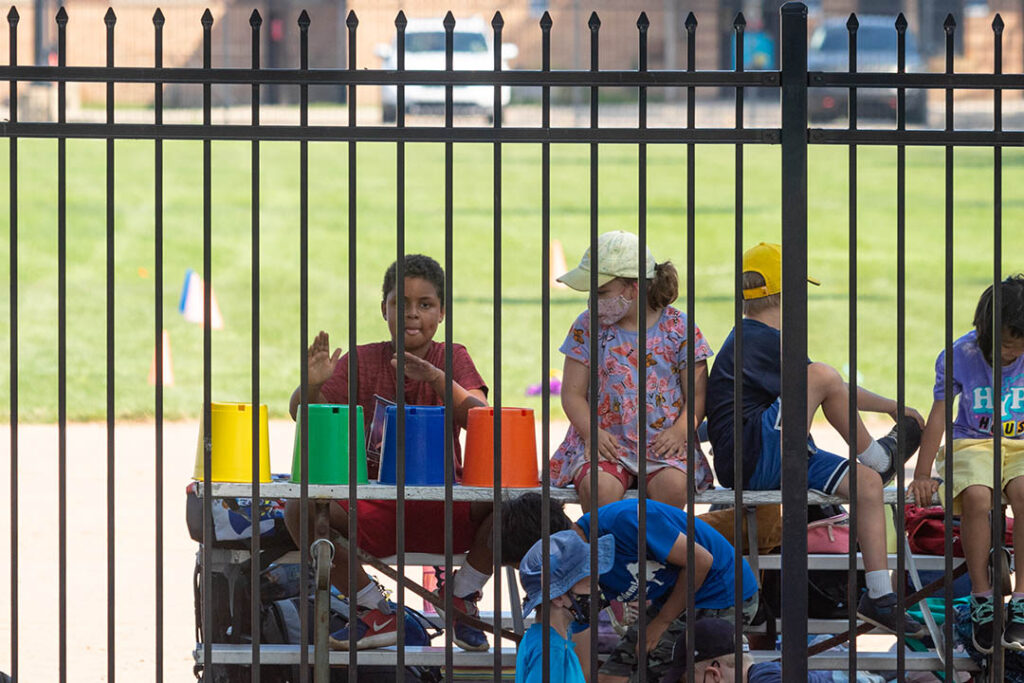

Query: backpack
[260,596,442,683]
[759,505,866,620]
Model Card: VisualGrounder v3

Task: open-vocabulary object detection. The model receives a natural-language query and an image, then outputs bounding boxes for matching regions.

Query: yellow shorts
[936,438,1024,514]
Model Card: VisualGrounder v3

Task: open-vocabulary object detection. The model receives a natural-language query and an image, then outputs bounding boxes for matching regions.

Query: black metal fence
[1,1,1018,681]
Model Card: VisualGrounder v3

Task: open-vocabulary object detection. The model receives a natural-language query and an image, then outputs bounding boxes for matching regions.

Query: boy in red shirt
[284,254,492,651]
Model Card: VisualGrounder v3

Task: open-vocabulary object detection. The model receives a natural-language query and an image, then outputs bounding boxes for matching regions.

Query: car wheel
[382,104,397,123]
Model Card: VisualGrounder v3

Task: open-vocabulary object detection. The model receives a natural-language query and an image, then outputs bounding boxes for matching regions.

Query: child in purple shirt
[910,274,1024,654]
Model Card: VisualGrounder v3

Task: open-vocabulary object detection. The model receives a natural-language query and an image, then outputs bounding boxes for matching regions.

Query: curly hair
[381,254,446,304]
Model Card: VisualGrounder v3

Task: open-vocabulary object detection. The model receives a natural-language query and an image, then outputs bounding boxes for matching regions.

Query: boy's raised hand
[308,331,342,386]
[391,351,443,386]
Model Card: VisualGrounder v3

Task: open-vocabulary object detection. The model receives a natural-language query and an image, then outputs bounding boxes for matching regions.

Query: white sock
[356,581,388,611]
[858,440,890,473]
[866,570,892,599]
[451,563,490,598]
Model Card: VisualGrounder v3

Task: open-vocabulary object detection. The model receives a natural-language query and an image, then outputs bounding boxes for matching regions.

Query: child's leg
[282,499,373,595]
[574,463,628,513]
[807,362,872,452]
[833,463,887,574]
[1005,478,1024,593]
[960,485,995,593]
[462,503,494,576]
[646,467,688,509]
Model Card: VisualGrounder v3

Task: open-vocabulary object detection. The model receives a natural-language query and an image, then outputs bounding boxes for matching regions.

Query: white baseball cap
[556,231,656,292]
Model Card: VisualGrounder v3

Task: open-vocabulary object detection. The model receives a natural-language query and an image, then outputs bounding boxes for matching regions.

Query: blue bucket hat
[519,529,615,616]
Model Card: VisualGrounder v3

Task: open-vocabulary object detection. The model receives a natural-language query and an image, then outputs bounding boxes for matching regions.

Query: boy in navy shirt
[705,242,926,637]
[502,494,759,683]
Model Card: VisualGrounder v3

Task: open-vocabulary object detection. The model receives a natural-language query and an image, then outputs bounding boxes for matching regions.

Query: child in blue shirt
[910,274,1024,654]
[502,494,759,683]
[515,530,614,683]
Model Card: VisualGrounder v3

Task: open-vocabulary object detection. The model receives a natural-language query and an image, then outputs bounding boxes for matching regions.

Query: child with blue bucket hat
[516,530,615,683]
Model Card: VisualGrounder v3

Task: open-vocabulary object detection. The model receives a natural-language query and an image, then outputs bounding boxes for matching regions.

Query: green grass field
[0,137,1020,422]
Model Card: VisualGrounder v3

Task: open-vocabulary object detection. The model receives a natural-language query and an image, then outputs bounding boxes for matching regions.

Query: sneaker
[435,584,490,652]
[876,416,924,486]
[992,547,1013,597]
[857,592,927,639]
[329,607,399,650]
[1003,598,1024,651]
[971,593,996,654]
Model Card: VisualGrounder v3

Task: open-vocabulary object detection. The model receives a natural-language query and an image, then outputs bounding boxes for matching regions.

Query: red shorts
[572,461,665,490]
[336,499,478,558]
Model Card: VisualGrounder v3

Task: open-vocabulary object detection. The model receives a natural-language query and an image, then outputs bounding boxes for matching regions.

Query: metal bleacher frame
[194,482,981,676]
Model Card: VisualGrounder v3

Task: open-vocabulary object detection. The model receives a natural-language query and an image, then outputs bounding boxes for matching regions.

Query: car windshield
[812,25,917,55]
[406,32,489,53]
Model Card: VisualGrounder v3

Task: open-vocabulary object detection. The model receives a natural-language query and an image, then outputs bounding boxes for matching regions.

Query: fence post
[780,2,809,680]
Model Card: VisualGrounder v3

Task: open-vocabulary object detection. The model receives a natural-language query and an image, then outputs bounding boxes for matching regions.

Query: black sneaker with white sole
[971,593,996,654]
[875,416,923,486]
[1003,598,1024,651]
[857,591,927,639]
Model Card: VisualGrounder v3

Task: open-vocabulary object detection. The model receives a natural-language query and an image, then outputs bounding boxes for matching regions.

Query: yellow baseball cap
[742,242,820,300]
[557,231,656,292]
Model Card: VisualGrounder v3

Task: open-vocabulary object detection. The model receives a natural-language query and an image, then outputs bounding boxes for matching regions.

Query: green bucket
[291,404,368,485]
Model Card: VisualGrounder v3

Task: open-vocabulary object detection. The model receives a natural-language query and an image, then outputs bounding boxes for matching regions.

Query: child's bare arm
[691,359,709,429]
[392,352,487,428]
[561,356,592,434]
[855,385,925,428]
[561,356,618,461]
[909,400,945,505]
[640,534,713,654]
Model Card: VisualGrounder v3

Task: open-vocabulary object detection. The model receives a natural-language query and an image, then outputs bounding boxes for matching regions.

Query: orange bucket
[462,407,539,488]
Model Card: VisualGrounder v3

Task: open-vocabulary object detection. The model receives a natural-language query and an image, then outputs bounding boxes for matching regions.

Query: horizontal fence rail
[2,1,1020,682]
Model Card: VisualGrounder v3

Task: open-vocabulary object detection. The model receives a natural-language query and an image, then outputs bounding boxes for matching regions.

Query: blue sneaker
[436,585,490,652]
[328,607,399,650]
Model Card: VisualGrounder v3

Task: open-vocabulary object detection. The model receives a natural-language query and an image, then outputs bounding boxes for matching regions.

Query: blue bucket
[378,405,447,486]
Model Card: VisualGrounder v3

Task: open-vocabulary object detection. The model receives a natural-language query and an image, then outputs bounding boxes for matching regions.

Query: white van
[376,17,518,122]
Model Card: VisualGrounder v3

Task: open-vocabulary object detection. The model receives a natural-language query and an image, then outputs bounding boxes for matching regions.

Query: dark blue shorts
[747,398,849,495]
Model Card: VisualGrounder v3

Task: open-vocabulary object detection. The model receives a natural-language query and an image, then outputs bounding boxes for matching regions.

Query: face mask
[596,295,631,326]
[566,592,606,628]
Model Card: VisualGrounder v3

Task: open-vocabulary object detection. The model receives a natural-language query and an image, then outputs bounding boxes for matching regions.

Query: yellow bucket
[193,402,271,482]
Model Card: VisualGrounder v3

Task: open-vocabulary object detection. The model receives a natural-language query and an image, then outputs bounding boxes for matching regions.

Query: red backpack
[905,504,1014,557]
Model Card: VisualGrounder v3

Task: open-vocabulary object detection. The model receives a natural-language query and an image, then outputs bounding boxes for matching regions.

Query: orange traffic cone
[550,239,569,289]
[148,329,175,386]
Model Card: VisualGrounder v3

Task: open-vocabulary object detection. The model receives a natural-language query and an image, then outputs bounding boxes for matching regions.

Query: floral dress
[550,307,716,489]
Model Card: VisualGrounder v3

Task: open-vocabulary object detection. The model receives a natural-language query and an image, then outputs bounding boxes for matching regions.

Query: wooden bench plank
[755,552,963,572]
[194,644,518,667]
[196,644,980,672]
[749,649,981,672]
[201,482,923,506]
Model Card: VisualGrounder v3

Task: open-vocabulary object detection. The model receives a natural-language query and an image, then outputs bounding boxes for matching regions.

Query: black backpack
[759,504,866,620]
